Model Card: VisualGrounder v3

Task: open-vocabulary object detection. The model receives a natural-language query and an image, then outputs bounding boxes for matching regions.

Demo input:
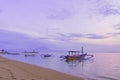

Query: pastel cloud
[46,9,74,20]
[97,4,120,16]
[55,33,109,41]
[1,29,120,52]
[107,32,120,37]
[114,24,120,30]
[85,34,108,39]
[57,33,82,38]
[55,33,83,42]
[0,30,53,50]
[79,0,120,17]
[113,32,120,36]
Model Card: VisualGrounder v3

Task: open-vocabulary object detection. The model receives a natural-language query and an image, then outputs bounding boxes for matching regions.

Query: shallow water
[1,52,120,80]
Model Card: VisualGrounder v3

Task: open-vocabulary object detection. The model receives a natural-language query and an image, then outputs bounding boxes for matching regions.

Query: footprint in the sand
[0,67,17,80]
[0,76,3,78]
[13,77,17,79]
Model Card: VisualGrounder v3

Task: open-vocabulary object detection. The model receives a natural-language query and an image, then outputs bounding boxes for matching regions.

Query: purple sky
[0,0,120,52]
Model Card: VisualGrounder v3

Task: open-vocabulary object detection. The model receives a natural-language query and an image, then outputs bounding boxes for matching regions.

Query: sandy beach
[0,56,85,80]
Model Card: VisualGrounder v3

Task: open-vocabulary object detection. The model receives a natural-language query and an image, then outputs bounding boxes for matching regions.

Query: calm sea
[1,52,120,80]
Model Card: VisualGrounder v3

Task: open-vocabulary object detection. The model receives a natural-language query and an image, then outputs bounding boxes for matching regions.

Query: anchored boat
[65,47,87,60]
[23,50,38,57]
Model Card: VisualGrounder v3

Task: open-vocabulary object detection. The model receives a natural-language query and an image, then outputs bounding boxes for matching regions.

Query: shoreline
[0,56,85,80]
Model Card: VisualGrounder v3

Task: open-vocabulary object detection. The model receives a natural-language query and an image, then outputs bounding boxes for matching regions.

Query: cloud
[89,0,120,16]
[55,33,83,41]
[113,32,120,36]
[98,5,120,16]
[85,34,108,39]
[0,29,53,50]
[38,38,49,40]
[116,27,120,30]
[1,30,120,52]
[109,32,120,36]
[46,9,75,20]
[86,32,120,39]
[56,33,109,41]
[114,24,120,30]
[57,33,82,38]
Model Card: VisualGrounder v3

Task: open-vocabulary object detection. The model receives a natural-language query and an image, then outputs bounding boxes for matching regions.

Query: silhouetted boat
[0,49,8,54]
[65,47,87,60]
[22,50,39,53]
[7,53,20,55]
[40,54,52,57]
[23,50,38,57]
[44,54,52,57]
[24,53,35,57]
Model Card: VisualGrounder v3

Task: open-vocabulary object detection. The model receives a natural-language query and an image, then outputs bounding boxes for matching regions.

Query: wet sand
[0,56,85,80]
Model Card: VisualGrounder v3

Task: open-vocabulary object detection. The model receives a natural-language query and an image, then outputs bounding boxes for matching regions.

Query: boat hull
[65,54,87,60]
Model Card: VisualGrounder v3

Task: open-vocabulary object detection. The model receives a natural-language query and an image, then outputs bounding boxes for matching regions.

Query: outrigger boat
[0,49,8,54]
[65,47,87,60]
[22,50,39,53]
[24,53,35,57]
[40,54,52,57]
[23,50,38,57]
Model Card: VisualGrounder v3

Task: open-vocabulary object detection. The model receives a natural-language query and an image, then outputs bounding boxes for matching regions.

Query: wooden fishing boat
[24,53,35,57]
[22,50,39,53]
[7,53,20,55]
[0,49,8,54]
[65,53,87,60]
[65,47,87,60]
[40,54,52,57]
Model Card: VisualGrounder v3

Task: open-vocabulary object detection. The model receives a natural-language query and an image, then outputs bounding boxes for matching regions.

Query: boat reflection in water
[65,53,94,77]
[23,50,39,57]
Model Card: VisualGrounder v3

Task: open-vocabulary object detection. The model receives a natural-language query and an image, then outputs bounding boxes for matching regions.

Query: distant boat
[24,53,35,57]
[23,50,38,57]
[40,54,52,57]
[44,54,52,57]
[7,53,20,55]
[0,49,8,54]
[22,50,39,53]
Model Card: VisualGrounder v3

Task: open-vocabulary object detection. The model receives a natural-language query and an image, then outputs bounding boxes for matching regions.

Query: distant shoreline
[0,56,85,80]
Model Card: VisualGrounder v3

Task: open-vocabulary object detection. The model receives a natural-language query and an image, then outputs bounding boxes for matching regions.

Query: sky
[0,0,120,52]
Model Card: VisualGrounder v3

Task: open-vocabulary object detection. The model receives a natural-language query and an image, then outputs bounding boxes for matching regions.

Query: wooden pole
[81,47,83,55]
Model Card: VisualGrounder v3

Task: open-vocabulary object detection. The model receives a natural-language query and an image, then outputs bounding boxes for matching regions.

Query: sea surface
[1,52,120,80]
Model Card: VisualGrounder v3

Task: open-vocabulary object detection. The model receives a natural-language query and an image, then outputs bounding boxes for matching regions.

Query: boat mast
[81,47,84,54]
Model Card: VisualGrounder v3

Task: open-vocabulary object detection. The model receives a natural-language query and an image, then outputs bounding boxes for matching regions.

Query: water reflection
[1,53,120,80]
[65,56,94,64]
[64,57,94,74]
